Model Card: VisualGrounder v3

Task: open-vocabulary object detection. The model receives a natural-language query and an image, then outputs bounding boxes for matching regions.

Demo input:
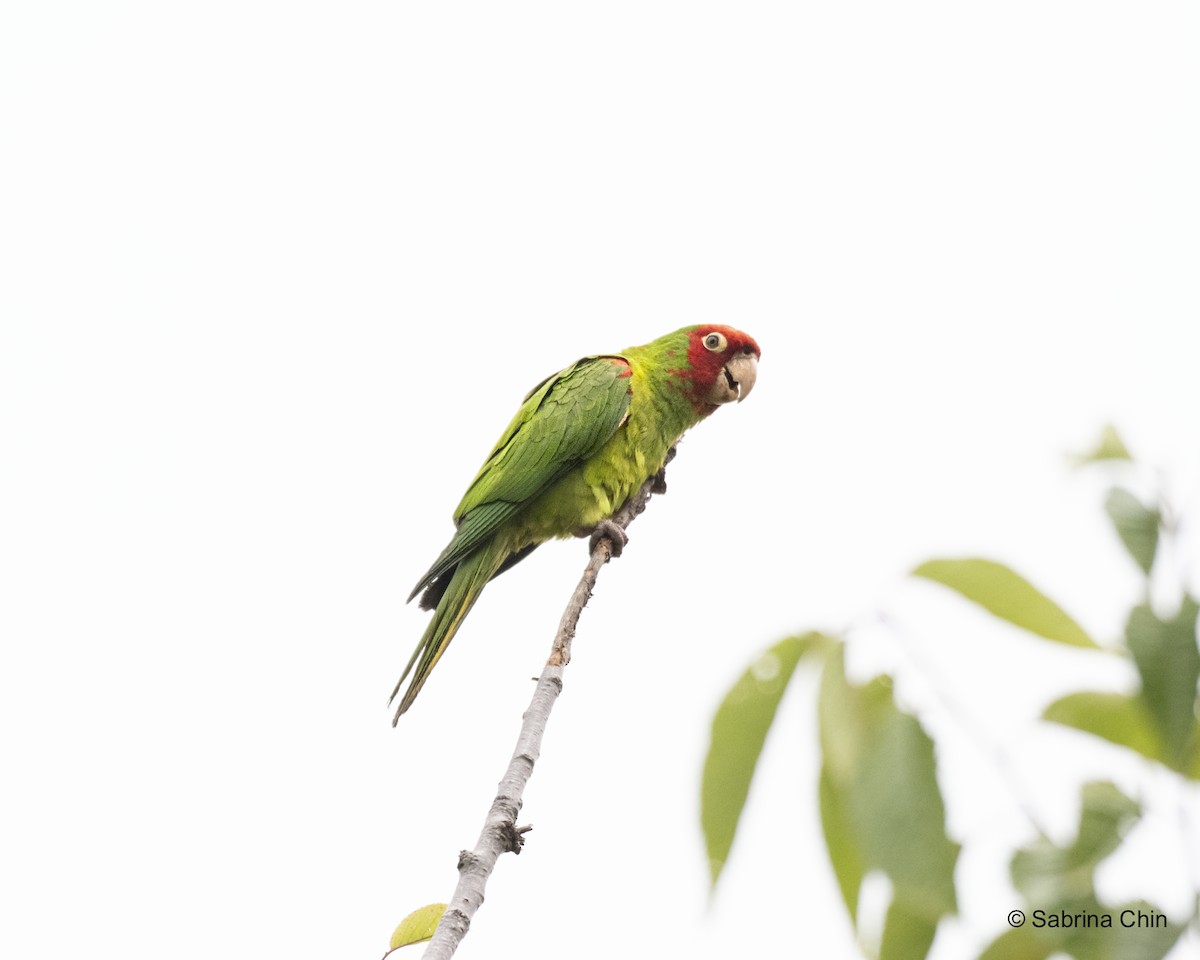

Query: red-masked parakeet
[391,325,760,722]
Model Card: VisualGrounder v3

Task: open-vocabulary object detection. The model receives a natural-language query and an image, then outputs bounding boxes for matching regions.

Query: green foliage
[1042,692,1171,769]
[978,783,1183,960]
[701,632,834,886]
[879,897,941,960]
[700,426,1199,959]
[980,912,1182,960]
[912,558,1098,649]
[1104,489,1160,575]
[702,636,959,960]
[976,924,1055,960]
[1009,782,1136,906]
[819,762,866,919]
[819,648,959,955]
[1038,452,1200,777]
[1070,424,1133,466]
[1126,598,1200,773]
[387,903,446,953]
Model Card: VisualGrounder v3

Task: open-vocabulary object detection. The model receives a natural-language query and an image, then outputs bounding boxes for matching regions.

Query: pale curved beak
[706,352,758,405]
[724,352,758,403]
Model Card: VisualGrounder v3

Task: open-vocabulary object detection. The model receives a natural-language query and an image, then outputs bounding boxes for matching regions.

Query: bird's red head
[679,325,761,413]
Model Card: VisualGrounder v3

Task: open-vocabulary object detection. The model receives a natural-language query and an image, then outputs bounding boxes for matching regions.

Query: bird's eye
[703,331,727,352]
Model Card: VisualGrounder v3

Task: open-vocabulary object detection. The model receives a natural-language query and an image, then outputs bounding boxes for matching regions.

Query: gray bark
[420,454,671,960]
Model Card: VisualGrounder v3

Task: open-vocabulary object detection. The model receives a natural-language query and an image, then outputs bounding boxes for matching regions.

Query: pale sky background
[2,2,1199,958]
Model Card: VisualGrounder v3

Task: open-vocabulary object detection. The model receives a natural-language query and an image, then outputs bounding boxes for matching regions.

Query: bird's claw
[589,519,629,557]
[652,445,676,494]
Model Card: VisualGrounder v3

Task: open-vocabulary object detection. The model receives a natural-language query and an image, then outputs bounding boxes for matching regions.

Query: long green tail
[390,546,503,723]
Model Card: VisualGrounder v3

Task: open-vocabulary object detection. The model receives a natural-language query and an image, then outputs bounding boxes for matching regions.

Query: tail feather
[415,541,542,612]
[390,547,503,724]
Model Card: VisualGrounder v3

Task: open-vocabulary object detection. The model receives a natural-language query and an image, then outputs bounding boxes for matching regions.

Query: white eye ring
[703,331,727,352]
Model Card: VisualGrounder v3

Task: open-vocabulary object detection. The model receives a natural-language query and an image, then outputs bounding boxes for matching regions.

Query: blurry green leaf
[880,896,938,960]
[1127,598,1200,771]
[388,903,446,951]
[982,904,1182,960]
[913,558,1098,649]
[702,632,835,887]
[1104,489,1160,575]
[818,648,959,957]
[818,765,865,919]
[1018,903,1180,960]
[1071,424,1133,466]
[978,924,1054,960]
[999,782,1183,960]
[1011,782,1137,907]
[1043,692,1168,767]
[1072,902,1186,960]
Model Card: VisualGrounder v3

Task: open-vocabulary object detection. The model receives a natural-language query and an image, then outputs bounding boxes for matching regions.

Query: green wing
[409,355,632,601]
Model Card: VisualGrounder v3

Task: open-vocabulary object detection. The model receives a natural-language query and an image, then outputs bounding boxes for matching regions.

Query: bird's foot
[588,518,629,557]
[651,445,677,495]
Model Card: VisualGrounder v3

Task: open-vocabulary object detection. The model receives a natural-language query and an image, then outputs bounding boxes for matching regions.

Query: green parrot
[390,325,760,722]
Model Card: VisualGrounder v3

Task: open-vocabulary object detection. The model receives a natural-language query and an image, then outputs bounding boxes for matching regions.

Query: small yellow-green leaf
[702,632,835,888]
[1071,424,1132,466]
[388,903,446,951]
[1043,691,1168,767]
[913,558,1098,649]
[1105,488,1161,575]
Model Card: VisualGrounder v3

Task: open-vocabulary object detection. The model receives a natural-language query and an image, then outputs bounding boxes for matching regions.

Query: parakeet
[390,325,760,722]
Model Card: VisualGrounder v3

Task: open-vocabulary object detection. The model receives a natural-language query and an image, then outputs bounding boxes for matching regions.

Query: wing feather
[408,355,631,601]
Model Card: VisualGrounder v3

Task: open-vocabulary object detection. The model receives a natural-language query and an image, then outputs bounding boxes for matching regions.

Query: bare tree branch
[420,450,674,960]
